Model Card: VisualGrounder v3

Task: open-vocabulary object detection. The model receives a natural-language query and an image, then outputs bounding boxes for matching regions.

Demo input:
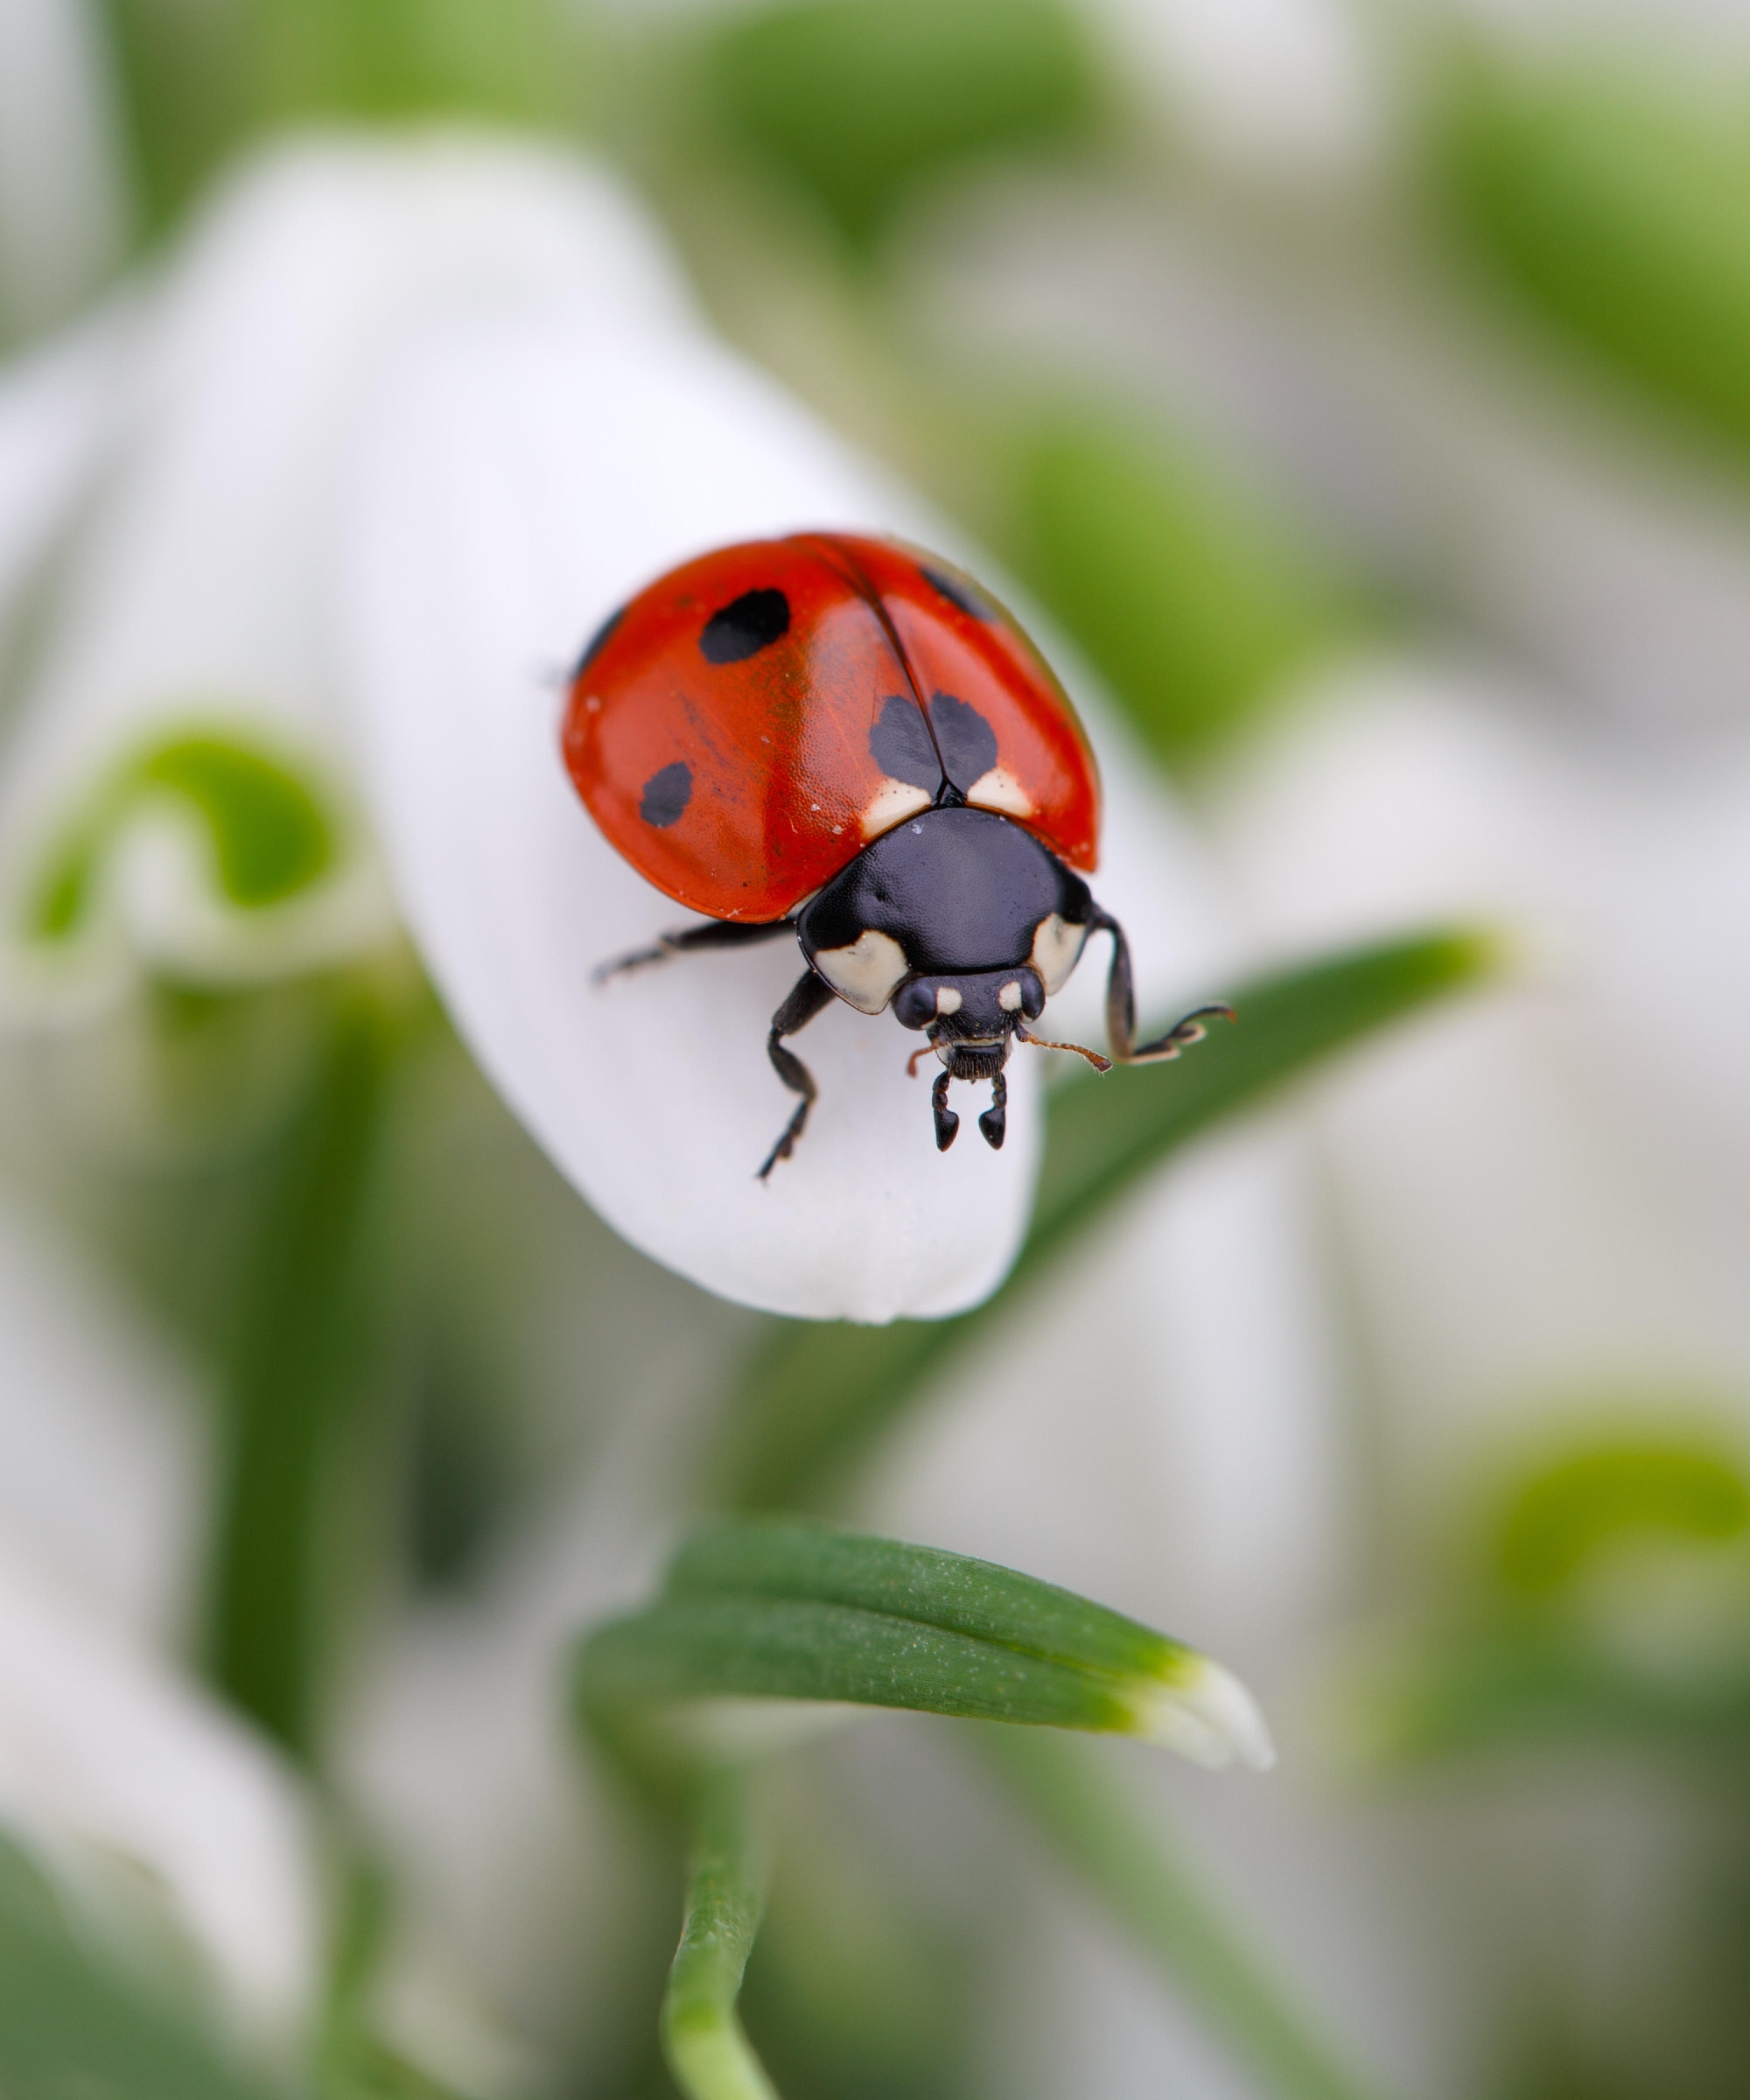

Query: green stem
[662,1770,782,2100]
[982,1729,1384,2100]
[204,976,406,1760]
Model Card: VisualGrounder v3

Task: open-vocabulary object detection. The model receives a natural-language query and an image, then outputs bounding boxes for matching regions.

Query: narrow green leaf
[715,928,1496,1510]
[662,1769,780,2100]
[984,1731,1384,2100]
[578,1519,1271,1766]
[704,0,1098,244]
[0,1832,277,2100]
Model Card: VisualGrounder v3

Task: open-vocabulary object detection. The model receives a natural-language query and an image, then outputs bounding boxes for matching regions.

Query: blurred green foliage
[703,0,1100,245]
[1005,410,1363,765]
[718,928,1494,1510]
[31,732,334,941]
[1437,56,1750,459]
[1494,1438,1750,1598]
[204,974,417,1759]
[96,0,590,234]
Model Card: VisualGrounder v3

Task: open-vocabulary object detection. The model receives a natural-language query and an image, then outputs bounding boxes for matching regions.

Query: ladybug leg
[931,1070,959,1152]
[1091,908,1236,1065]
[593,916,797,984]
[757,970,837,1179]
[977,1070,1006,1150]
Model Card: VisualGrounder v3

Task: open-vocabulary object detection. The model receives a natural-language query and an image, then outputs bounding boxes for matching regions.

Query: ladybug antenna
[906,1043,934,1078]
[1014,1025,1113,1074]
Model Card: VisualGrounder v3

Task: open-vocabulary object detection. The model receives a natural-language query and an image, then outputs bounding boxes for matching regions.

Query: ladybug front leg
[1091,908,1236,1065]
[757,970,838,1179]
[593,916,798,984]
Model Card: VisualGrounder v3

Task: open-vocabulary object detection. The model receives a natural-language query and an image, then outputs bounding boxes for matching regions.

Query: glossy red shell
[561,532,1101,923]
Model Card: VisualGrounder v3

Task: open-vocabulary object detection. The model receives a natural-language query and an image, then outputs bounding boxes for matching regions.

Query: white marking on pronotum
[998,980,1024,1012]
[813,928,910,1014]
[860,778,934,839]
[934,986,962,1014]
[1030,913,1088,995]
[967,765,1033,819]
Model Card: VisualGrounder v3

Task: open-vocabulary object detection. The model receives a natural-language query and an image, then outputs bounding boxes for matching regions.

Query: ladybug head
[892,966,1046,1079]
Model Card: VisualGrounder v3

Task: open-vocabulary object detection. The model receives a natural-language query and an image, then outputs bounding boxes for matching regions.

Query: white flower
[0,133,692,1018]
[1216,660,1750,1498]
[0,1541,320,2057]
[345,297,1214,1321]
[0,1193,206,1650]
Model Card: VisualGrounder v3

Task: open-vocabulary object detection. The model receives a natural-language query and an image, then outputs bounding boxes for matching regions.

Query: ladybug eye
[893,981,935,1030]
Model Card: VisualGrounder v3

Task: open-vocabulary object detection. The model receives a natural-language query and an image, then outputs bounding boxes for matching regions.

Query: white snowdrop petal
[0,305,129,642]
[0,1543,320,2051]
[348,312,1051,1322]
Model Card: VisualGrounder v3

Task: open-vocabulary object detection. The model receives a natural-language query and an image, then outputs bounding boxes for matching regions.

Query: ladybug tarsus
[931,1071,959,1152]
[978,1071,1007,1150]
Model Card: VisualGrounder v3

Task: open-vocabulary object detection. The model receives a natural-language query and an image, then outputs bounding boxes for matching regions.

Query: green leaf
[1435,55,1750,458]
[704,0,1099,244]
[984,1730,1384,2100]
[577,1517,1271,1767]
[662,1770,780,2100]
[1011,410,1364,764]
[714,928,1496,1510]
[0,1831,278,2100]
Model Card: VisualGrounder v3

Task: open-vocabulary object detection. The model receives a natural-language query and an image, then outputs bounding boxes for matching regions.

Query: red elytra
[561,532,1100,922]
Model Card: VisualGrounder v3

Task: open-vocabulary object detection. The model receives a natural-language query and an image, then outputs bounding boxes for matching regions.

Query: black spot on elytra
[869,695,941,790]
[700,587,789,664]
[572,604,624,679]
[929,692,998,790]
[920,564,991,620]
[640,762,692,828]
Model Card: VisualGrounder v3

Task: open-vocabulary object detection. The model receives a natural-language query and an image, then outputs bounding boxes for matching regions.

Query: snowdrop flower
[1215,658,1750,1506]
[0,1540,320,2057]
[346,296,1214,1320]
[0,133,690,1021]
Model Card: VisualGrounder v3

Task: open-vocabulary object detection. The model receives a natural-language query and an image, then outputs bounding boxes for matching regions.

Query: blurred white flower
[1215,660,1750,1506]
[0,1193,206,1650]
[0,132,695,1019]
[0,1540,319,2057]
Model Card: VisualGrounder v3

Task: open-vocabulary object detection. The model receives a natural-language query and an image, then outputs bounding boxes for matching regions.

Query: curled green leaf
[578,1517,1273,1770]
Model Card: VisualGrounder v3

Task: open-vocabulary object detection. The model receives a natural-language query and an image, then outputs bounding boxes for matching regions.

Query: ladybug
[563,533,1230,1177]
